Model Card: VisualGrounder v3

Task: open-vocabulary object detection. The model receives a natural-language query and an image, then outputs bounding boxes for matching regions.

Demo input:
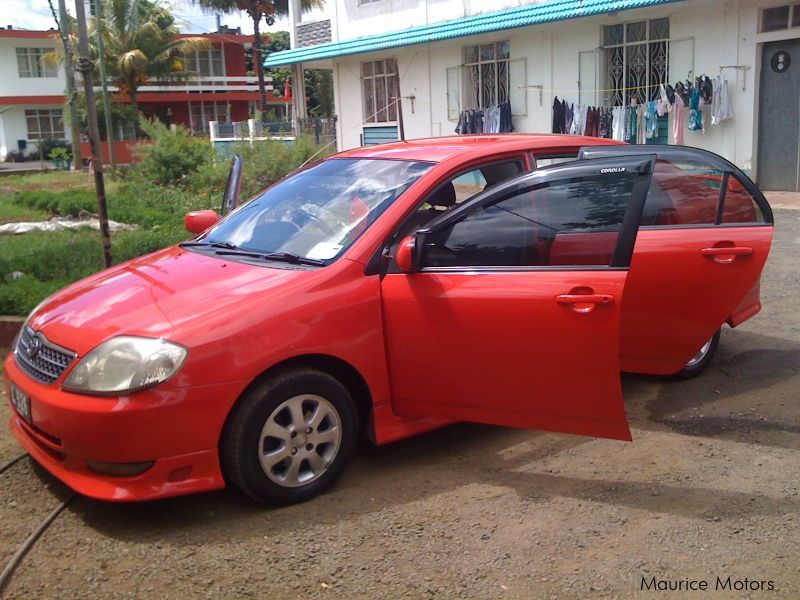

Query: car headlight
[62,337,188,395]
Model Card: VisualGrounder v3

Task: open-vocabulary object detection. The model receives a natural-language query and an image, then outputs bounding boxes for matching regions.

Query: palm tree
[100,0,210,135]
[193,0,324,115]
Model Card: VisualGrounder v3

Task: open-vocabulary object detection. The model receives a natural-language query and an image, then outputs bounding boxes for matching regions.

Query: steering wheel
[296,205,339,237]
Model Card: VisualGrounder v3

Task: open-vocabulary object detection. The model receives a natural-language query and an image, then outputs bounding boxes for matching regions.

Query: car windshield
[200,158,433,263]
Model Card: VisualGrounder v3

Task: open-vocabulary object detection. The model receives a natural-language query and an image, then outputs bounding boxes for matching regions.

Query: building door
[757,38,800,191]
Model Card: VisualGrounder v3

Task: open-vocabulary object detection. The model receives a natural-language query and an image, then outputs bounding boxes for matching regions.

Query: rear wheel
[220,369,358,505]
[672,329,721,380]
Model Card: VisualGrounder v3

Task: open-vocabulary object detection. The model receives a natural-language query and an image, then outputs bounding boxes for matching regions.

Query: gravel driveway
[1,208,798,599]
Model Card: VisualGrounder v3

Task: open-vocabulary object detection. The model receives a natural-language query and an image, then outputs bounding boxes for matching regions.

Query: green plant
[133,119,216,186]
[49,147,71,162]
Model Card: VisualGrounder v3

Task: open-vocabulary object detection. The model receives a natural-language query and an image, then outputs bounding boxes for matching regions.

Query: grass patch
[0,195,49,224]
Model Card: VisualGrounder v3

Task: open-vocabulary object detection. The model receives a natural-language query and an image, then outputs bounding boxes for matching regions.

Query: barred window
[602,18,669,106]
[362,59,399,123]
[16,47,57,78]
[25,109,64,140]
[463,41,510,110]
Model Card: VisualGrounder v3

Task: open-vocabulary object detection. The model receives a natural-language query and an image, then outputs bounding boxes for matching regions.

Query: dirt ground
[1,209,798,599]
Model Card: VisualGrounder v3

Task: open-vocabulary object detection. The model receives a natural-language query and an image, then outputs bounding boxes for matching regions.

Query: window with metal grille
[25,109,64,140]
[462,41,510,110]
[16,47,57,78]
[361,58,399,123]
[602,18,670,107]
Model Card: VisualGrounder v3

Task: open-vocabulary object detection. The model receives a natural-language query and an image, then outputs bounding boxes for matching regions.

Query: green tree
[192,1,324,114]
[99,0,210,134]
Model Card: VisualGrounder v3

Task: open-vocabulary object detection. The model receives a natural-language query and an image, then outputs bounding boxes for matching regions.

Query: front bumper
[4,352,248,501]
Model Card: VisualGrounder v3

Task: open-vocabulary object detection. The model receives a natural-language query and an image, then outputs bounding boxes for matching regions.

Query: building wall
[329,0,548,42]
[0,105,72,159]
[331,0,800,177]
[0,36,65,99]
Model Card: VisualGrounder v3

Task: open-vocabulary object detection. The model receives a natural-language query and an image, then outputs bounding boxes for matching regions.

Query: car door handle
[556,293,615,313]
[700,245,753,264]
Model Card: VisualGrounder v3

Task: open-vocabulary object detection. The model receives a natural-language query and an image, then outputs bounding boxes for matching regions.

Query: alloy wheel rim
[686,337,713,367]
[258,394,342,488]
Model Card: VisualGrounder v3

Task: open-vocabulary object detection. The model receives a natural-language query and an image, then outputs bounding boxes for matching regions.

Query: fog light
[87,460,154,477]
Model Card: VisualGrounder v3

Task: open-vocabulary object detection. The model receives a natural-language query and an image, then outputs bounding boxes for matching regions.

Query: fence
[210,117,337,155]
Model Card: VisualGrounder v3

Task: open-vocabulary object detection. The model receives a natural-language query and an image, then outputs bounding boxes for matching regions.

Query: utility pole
[57,0,82,170]
[74,0,112,268]
[93,0,117,170]
[288,0,307,134]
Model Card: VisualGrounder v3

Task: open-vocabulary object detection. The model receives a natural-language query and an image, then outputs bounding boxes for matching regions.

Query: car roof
[334,134,624,164]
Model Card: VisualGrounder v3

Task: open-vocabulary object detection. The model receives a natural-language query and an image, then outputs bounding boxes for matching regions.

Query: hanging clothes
[552,97,565,133]
[628,106,638,142]
[499,101,514,133]
[565,103,574,134]
[711,75,733,125]
[673,94,685,145]
[645,102,659,140]
[599,108,613,139]
[611,107,625,141]
[657,84,671,116]
[688,88,703,131]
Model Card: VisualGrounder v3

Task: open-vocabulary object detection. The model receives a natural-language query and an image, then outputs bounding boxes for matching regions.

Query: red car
[5,135,773,505]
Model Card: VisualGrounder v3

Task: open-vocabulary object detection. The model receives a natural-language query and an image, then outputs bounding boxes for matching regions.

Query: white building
[0,28,70,160]
[267,0,800,191]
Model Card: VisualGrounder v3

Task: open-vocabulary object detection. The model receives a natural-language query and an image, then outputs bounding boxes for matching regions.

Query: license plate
[9,384,31,424]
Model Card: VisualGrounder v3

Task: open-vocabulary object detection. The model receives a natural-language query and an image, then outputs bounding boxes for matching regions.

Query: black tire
[220,368,359,505]
[671,329,721,380]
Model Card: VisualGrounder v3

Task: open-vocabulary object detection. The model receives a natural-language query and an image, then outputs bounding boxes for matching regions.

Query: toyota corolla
[4,136,773,505]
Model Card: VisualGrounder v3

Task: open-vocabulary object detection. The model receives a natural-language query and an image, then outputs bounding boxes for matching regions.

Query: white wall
[329,0,547,42]
[0,38,66,98]
[0,105,72,160]
[330,0,794,176]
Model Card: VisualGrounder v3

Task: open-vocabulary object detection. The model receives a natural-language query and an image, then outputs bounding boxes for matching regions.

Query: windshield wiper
[182,241,325,266]
[262,251,326,266]
[180,240,239,250]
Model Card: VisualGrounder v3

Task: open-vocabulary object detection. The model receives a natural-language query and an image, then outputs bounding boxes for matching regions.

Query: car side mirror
[396,235,418,272]
[185,210,220,234]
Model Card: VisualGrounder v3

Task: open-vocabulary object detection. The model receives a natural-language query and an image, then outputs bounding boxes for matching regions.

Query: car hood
[28,246,314,356]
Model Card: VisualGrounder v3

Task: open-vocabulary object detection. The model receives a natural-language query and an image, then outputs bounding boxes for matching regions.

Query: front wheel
[220,369,359,505]
[672,329,721,380]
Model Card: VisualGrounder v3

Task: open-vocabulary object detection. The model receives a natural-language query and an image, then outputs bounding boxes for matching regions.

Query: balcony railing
[97,76,273,94]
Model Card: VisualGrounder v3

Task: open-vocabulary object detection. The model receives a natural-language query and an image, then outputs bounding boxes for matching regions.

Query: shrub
[133,119,215,186]
[13,190,96,217]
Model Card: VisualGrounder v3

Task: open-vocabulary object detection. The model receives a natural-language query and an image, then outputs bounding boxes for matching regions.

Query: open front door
[380,156,655,441]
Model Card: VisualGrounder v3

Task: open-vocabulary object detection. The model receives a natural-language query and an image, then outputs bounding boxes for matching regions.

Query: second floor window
[362,58,399,123]
[463,41,510,110]
[189,49,225,78]
[17,47,57,78]
[602,18,669,106]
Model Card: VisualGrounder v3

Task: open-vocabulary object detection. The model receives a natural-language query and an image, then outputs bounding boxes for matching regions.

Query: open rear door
[579,145,774,374]
[380,156,655,441]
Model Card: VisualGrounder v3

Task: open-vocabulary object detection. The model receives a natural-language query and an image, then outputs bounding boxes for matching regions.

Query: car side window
[640,160,764,227]
[421,172,639,268]
[395,159,525,240]
[721,175,766,224]
[534,154,578,168]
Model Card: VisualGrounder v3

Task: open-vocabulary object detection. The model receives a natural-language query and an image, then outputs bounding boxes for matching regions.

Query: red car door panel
[620,226,773,374]
[381,271,631,440]
[380,155,656,441]
[577,145,775,375]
